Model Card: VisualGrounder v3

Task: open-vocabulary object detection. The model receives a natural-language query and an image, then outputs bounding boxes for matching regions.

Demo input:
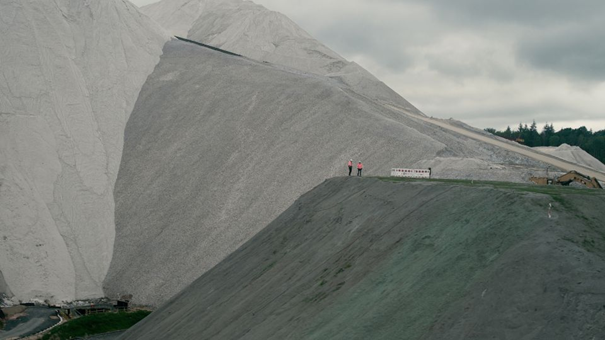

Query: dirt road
[388,105,605,183]
[0,307,58,339]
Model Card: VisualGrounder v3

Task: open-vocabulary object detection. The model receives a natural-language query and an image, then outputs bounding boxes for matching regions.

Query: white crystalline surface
[0,0,168,303]
[534,144,605,173]
[142,0,419,112]
[139,0,209,37]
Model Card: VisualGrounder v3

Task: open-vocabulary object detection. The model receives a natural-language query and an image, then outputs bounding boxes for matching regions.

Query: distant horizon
[489,120,605,134]
[490,120,605,133]
[131,0,605,132]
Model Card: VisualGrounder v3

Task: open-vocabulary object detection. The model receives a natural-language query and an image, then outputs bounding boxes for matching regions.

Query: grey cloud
[391,0,605,82]
[426,54,515,82]
[517,22,605,81]
[397,0,605,26]
[317,20,413,72]
[450,102,581,130]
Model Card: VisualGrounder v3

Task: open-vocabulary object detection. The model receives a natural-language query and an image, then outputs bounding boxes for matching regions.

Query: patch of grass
[41,311,151,340]
[377,176,605,220]
[0,319,4,330]
[375,176,605,197]
[551,194,565,204]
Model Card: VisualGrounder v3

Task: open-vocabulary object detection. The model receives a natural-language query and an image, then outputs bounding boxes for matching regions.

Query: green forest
[485,122,605,164]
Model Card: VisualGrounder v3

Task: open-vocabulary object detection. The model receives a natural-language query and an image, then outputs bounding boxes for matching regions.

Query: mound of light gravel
[142,0,420,112]
[534,144,605,173]
[4,0,592,309]
[0,0,169,303]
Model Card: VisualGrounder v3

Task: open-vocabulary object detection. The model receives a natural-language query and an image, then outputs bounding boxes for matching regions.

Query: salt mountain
[0,0,168,303]
[141,0,419,111]
[0,0,563,306]
[103,0,549,305]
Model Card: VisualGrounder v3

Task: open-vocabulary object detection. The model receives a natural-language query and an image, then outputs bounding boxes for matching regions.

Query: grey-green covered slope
[120,178,605,339]
[103,40,548,305]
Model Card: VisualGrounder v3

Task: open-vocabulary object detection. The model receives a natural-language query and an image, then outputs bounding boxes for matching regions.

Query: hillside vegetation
[486,123,605,163]
[42,311,150,340]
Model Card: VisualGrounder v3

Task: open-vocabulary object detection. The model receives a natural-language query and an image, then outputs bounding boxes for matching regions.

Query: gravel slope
[119,177,605,339]
[142,0,420,112]
[103,40,551,306]
[534,144,605,173]
[0,307,58,339]
[387,106,605,184]
[0,0,169,302]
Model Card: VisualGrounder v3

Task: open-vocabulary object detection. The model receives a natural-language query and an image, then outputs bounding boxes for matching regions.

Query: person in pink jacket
[347,159,353,176]
[357,162,363,177]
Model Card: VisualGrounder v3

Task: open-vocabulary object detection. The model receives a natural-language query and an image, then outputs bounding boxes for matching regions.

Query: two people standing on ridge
[347,159,363,177]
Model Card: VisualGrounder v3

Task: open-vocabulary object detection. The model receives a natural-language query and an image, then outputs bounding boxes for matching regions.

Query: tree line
[485,122,605,164]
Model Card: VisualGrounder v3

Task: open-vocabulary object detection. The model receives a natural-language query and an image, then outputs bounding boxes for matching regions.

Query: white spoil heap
[103,41,548,306]
[4,0,599,308]
[141,0,419,112]
[0,0,169,303]
[534,144,605,173]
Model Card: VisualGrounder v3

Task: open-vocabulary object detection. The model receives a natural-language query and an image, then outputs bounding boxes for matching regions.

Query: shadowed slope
[103,40,547,305]
[0,271,11,298]
[120,178,605,339]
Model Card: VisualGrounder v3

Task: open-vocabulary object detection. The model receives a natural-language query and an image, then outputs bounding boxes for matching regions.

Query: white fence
[391,168,431,178]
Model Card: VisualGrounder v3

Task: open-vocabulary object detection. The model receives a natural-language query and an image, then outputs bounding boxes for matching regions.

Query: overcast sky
[131,0,605,132]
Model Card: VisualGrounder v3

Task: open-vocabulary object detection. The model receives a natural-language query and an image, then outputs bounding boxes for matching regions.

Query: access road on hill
[388,105,605,184]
